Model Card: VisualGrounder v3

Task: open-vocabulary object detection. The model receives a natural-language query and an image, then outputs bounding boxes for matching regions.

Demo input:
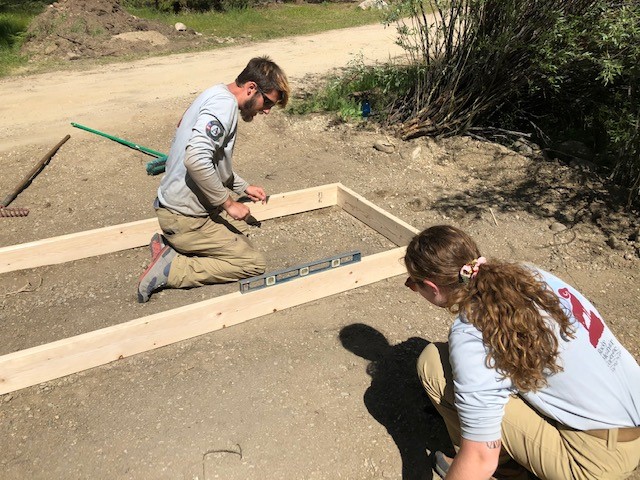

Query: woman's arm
[445,437,500,480]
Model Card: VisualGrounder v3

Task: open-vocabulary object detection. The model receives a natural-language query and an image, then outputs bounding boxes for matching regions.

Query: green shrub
[334,0,639,205]
[0,1,51,14]
[528,1,640,205]
[290,57,421,122]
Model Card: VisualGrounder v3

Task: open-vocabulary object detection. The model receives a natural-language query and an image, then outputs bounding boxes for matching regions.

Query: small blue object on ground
[362,100,371,118]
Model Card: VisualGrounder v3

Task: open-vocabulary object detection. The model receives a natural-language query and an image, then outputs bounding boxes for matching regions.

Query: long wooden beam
[336,184,419,246]
[0,183,339,274]
[0,247,407,395]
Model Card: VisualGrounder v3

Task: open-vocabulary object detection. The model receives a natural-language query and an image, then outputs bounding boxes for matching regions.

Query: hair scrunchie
[459,256,486,284]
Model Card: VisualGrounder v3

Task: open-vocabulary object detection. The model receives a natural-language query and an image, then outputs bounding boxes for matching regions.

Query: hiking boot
[149,232,166,258]
[434,451,451,478]
[137,245,176,303]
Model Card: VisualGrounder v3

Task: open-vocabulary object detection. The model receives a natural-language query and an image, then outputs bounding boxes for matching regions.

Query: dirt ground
[1,5,639,480]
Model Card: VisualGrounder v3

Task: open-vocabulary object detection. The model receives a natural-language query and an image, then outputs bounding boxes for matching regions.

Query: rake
[71,122,166,175]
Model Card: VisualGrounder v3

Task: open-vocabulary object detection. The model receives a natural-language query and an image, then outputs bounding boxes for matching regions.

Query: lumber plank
[0,218,160,275]
[0,184,339,274]
[0,247,408,395]
[336,184,419,246]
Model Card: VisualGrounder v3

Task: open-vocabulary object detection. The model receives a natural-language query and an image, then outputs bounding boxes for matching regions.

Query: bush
[290,56,420,121]
[368,0,639,205]
[528,1,640,205]
[0,1,52,14]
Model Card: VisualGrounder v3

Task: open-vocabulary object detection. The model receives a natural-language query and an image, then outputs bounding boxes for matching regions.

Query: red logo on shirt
[558,288,604,347]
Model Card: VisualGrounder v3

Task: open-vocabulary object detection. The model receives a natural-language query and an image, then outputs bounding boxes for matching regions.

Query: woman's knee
[417,342,450,404]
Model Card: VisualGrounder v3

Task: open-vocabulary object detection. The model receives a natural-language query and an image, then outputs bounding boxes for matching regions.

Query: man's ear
[246,81,258,95]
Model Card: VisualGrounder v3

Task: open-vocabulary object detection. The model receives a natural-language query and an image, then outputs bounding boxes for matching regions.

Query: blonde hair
[404,225,575,392]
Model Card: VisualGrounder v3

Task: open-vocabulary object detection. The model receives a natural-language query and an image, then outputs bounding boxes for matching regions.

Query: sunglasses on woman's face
[405,277,419,292]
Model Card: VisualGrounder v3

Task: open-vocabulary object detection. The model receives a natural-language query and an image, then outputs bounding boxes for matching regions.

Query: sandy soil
[0,18,639,480]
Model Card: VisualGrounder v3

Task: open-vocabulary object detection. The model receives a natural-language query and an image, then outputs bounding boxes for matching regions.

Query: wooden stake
[1,134,71,208]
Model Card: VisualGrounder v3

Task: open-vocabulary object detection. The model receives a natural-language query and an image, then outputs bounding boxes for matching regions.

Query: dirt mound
[21,0,194,61]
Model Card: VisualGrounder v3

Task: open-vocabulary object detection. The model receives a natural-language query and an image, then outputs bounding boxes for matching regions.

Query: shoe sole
[149,232,165,258]
[137,246,173,303]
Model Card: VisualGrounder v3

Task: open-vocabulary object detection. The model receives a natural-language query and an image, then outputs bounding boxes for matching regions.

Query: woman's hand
[445,438,501,480]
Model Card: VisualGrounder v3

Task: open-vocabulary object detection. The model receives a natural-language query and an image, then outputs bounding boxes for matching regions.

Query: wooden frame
[0,184,418,395]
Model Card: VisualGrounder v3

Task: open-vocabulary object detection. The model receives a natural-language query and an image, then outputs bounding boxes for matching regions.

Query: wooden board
[0,248,407,395]
[0,184,417,395]
[0,183,339,274]
[336,184,419,246]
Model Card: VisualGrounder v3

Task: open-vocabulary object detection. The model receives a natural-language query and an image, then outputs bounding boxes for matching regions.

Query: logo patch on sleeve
[205,119,225,141]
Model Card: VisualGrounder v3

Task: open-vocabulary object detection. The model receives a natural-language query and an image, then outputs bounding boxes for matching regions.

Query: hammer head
[246,215,261,227]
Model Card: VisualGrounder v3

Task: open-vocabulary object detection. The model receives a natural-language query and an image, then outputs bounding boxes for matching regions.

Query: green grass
[0,3,384,77]
[128,3,384,40]
[0,12,31,76]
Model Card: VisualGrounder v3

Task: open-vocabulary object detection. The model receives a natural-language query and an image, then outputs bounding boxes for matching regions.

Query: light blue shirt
[449,268,640,442]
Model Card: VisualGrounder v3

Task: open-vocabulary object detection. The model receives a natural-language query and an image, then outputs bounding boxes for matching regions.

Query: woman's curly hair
[404,225,575,392]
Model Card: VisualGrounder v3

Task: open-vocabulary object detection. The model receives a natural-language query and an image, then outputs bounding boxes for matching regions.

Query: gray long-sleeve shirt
[158,84,249,217]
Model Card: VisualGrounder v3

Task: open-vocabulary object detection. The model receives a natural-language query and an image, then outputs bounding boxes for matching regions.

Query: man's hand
[222,197,251,221]
[245,185,267,204]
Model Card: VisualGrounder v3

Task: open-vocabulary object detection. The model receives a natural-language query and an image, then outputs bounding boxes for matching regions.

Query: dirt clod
[21,0,209,62]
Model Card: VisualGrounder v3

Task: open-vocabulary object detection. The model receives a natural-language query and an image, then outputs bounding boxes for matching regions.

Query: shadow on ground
[432,153,635,242]
[339,323,454,480]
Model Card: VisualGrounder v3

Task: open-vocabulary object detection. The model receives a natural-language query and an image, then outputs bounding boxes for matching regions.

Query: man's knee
[417,342,450,405]
[241,250,266,277]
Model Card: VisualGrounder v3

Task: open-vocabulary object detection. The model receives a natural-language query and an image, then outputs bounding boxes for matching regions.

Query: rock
[512,138,533,155]
[411,146,422,161]
[589,202,606,220]
[373,140,395,154]
[358,0,388,10]
[111,31,169,46]
[407,198,424,212]
[555,140,594,163]
[549,222,566,233]
[569,157,597,171]
[174,22,187,32]
[606,236,621,250]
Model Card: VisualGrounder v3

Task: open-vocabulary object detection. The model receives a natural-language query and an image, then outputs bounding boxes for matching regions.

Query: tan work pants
[418,342,640,480]
[156,206,265,288]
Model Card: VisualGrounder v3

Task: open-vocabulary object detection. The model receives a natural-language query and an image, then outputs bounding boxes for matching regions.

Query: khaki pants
[156,206,265,288]
[418,342,640,480]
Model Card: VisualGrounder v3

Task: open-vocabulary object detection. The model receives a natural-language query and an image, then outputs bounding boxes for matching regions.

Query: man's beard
[240,95,258,122]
